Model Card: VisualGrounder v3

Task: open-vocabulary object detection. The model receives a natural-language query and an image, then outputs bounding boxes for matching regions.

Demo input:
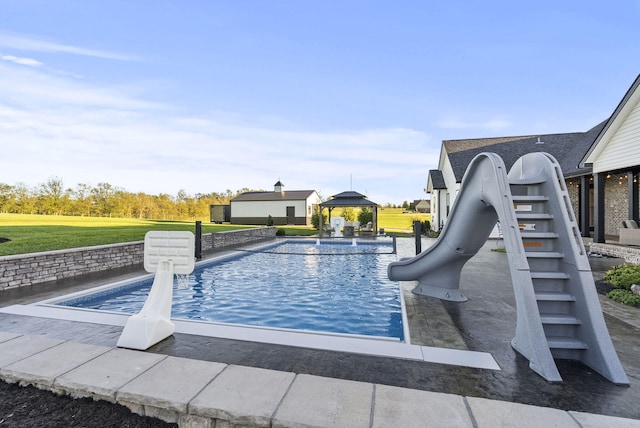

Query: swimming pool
[55,239,405,340]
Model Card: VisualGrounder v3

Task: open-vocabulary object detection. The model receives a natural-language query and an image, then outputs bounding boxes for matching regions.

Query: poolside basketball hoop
[117,231,195,350]
[176,273,190,290]
[331,216,345,238]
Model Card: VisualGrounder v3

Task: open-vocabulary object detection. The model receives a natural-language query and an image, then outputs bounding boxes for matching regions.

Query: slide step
[512,195,549,202]
[509,178,545,185]
[540,314,582,325]
[536,292,576,302]
[521,232,559,239]
[547,336,588,350]
[517,213,554,220]
[525,251,564,259]
[530,272,570,280]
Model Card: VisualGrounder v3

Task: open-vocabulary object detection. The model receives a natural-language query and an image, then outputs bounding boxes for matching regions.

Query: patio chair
[324,223,334,236]
[619,220,640,245]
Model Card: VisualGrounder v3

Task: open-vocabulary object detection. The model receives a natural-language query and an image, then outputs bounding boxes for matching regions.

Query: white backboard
[144,231,195,274]
[330,216,345,229]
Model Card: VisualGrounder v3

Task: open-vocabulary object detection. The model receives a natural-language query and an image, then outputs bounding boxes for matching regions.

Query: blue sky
[1,1,639,205]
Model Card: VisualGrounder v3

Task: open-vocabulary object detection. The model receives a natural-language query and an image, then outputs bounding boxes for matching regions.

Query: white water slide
[388,152,628,384]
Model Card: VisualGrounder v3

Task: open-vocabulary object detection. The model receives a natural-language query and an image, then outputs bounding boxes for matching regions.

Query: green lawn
[328,207,430,234]
[0,209,431,256]
[0,214,253,256]
[377,208,430,233]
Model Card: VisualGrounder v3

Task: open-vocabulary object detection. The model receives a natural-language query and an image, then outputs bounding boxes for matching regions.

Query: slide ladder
[389,152,628,384]
[507,153,628,384]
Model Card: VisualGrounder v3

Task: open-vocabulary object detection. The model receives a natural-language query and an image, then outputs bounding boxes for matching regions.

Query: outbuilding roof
[231,190,317,202]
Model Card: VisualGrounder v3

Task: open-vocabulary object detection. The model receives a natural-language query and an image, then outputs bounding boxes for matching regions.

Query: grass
[377,208,430,234]
[0,209,431,256]
[0,214,254,256]
[274,226,318,237]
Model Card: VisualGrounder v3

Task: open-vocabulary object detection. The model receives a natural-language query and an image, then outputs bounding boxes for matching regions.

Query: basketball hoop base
[117,231,194,350]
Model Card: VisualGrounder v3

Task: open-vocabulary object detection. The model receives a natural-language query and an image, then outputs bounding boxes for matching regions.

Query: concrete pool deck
[1,237,640,426]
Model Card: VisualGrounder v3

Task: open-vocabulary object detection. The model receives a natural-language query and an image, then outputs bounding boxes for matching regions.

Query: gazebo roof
[320,191,378,207]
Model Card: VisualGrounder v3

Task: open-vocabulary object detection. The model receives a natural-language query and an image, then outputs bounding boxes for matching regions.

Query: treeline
[0,177,259,220]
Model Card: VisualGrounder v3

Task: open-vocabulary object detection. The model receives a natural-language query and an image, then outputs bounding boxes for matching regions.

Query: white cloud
[482,117,512,130]
[0,55,436,204]
[0,100,435,202]
[1,54,42,66]
[436,115,512,131]
[0,31,139,61]
[436,118,474,129]
[0,63,163,110]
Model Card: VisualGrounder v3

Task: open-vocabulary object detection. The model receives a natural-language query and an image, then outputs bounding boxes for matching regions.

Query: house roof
[444,121,606,182]
[427,169,446,189]
[581,73,640,168]
[231,190,317,202]
[320,191,378,207]
[443,135,536,154]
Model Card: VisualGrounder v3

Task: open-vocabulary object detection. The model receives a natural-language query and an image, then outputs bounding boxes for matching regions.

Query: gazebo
[319,191,379,235]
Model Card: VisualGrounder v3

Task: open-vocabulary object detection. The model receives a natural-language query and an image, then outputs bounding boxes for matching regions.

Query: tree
[92,183,116,217]
[133,192,153,219]
[342,207,356,222]
[0,178,270,220]
[113,189,136,218]
[12,183,35,214]
[358,207,373,225]
[311,206,327,229]
[37,177,69,215]
[71,183,94,216]
[155,193,174,219]
[0,183,13,212]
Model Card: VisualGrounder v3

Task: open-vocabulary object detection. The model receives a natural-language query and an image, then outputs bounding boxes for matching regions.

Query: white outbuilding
[230,181,322,226]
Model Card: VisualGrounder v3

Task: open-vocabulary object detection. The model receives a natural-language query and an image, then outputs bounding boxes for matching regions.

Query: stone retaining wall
[586,240,640,264]
[0,227,276,291]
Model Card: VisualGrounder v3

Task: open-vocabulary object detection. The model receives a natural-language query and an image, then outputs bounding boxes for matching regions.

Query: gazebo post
[373,204,378,234]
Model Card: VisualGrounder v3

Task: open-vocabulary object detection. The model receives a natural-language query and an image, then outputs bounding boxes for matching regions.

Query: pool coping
[1,331,635,428]
[0,303,500,371]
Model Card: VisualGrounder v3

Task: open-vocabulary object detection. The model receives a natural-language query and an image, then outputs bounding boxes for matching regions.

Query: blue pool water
[58,239,404,340]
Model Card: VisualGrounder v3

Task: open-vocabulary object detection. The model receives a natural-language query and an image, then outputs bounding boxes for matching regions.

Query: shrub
[604,263,640,290]
[275,229,286,236]
[607,289,640,307]
[267,215,274,226]
[311,210,327,229]
[342,207,356,222]
[358,207,373,226]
